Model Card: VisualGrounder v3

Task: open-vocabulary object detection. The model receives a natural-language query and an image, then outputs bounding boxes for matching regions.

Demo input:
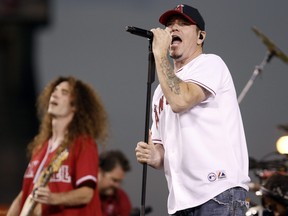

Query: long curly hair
[27,76,109,156]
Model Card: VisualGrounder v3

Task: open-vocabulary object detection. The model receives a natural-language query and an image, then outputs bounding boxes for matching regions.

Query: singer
[135,4,250,216]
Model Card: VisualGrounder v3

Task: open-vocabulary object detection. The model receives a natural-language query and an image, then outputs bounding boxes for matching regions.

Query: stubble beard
[169,53,182,60]
[169,47,182,60]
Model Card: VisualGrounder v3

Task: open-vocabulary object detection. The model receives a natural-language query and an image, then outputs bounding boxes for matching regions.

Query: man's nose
[112,181,121,188]
[170,24,179,32]
[51,90,59,98]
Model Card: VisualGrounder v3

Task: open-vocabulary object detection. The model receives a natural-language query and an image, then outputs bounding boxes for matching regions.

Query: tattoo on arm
[160,57,181,94]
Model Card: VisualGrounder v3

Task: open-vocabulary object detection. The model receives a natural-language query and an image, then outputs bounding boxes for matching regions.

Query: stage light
[276,135,288,154]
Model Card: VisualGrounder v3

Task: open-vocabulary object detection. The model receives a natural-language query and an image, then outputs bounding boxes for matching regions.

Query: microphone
[125,26,153,40]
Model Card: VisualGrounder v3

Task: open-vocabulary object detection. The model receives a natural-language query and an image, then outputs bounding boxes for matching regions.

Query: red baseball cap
[159,4,205,31]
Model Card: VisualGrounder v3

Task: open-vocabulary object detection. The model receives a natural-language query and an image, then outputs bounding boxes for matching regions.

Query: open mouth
[50,100,58,106]
[171,35,182,45]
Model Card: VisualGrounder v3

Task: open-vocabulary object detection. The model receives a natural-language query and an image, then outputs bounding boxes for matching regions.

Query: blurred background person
[98,150,132,216]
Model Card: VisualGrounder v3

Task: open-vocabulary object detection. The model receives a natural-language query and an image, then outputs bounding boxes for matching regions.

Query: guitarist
[7,76,109,216]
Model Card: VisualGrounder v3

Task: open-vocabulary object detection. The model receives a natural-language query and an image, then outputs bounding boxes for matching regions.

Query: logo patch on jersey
[207,170,227,182]
[207,172,217,182]
[217,171,227,180]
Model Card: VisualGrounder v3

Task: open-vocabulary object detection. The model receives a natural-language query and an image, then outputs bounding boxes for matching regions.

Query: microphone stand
[237,50,275,104]
[140,39,155,216]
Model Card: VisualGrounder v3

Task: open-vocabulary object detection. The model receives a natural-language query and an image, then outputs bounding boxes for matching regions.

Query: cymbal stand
[237,51,275,104]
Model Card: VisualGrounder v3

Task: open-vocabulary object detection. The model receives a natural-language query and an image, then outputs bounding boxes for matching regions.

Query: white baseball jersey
[151,54,250,214]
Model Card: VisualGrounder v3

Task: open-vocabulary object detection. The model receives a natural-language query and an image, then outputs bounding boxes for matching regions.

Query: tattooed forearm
[160,57,181,94]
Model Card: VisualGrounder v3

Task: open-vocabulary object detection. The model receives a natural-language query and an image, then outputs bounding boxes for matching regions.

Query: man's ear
[197,31,206,45]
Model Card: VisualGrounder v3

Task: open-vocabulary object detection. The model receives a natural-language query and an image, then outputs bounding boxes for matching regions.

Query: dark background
[1,0,288,215]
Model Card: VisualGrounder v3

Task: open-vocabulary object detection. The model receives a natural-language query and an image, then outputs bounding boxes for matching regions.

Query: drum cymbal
[252,26,288,63]
[278,124,288,132]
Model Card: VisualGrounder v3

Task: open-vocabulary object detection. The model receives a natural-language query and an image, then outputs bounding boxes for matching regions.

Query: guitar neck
[19,195,37,216]
[39,165,54,187]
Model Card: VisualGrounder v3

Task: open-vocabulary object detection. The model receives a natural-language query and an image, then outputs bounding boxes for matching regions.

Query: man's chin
[169,53,182,60]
